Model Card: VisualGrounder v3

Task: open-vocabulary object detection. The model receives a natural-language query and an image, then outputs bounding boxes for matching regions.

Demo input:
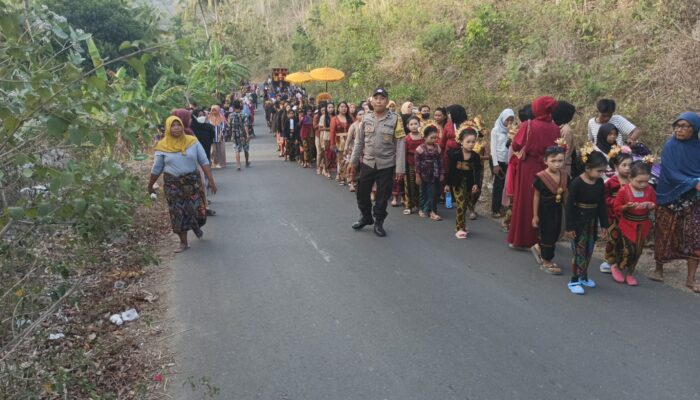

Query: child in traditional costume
[531,142,569,274]
[445,128,483,238]
[611,159,656,286]
[403,116,425,215]
[415,126,444,221]
[565,147,609,295]
[599,147,633,274]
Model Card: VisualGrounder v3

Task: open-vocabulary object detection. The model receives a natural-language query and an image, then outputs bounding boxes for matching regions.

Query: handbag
[513,120,531,161]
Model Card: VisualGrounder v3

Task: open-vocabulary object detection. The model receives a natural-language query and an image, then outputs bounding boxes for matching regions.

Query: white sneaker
[599,262,612,274]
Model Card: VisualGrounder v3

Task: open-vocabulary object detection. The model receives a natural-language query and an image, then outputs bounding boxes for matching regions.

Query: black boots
[353,217,386,237]
[373,221,386,237]
[352,217,374,230]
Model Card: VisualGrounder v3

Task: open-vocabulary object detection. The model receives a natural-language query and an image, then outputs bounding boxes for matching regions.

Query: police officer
[347,88,405,237]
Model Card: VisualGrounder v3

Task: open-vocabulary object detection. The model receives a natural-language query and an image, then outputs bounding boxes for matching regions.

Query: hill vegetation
[221,0,700,149]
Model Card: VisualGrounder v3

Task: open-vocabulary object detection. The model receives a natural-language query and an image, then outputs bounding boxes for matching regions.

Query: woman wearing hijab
[650,112,700,293]
[148,116,217,253]
[595,123,619,157]
[208,105,228,168]
[490,109,515,217]
[507,96,561,250]
[552,101,577,178]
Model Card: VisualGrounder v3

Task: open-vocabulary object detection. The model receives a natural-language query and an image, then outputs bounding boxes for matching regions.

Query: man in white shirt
[587,98,642,146]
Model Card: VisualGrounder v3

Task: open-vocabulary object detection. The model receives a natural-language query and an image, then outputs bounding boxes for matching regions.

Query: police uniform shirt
[349,110,406,174]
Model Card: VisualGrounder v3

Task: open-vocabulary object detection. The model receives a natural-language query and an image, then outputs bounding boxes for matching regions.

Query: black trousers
[491,161,508,213]
[356,164,394,222]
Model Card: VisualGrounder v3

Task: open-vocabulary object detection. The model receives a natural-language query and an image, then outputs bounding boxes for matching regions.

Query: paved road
[171,107,700,400]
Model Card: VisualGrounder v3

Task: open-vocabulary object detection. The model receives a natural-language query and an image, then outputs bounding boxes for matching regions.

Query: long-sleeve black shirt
[565,176,609,232]
[446,148,483,188]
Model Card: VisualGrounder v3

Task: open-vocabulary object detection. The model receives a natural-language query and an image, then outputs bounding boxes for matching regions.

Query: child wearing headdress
[564,146,609,295]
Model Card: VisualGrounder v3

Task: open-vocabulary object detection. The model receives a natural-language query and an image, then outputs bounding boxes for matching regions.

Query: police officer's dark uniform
[349,88,406,236]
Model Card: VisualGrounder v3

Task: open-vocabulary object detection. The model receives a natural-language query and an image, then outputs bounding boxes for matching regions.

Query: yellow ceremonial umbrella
[284,71,314,85]
[309,67,345,91]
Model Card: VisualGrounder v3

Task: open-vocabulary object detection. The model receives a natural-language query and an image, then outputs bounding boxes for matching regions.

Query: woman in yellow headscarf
[149,116,217,253]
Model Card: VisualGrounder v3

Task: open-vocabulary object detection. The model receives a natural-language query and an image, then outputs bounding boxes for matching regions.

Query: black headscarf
[596,123,618,155]
[552,101,576,126]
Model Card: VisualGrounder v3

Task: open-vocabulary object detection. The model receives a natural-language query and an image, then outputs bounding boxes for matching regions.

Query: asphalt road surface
[170,107,699,400]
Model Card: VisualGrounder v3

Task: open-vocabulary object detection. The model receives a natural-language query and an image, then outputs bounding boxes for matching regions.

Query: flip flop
[540,263,562,275]
[174,245,190,253]
[403,209,412,215]
[455,230,468,239]
[430,214,443,221]
[686,282,700,293]
[530,245,543,265]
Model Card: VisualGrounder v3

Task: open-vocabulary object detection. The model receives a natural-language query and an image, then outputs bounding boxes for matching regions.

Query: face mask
[196,116,206,124]
[422,113,430,120]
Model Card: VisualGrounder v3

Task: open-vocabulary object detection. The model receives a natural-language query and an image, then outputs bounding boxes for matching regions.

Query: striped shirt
[587,115,637,146]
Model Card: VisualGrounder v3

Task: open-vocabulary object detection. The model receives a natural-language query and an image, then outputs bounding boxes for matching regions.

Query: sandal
[686,281,700,293]
[492,212,502,218]
[540,262,562,275]
[530,245,543,265]
[391,199,399,207]
[418,211,428,218]
[647,271,664,282]
[403,209,412,215]
[430,213,443,221]
[455,230,468,239]
[174,244,190,253]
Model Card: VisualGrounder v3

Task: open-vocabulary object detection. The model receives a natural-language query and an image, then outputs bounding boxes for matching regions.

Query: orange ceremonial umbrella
[309,67,345,91]
[284,71,314,84]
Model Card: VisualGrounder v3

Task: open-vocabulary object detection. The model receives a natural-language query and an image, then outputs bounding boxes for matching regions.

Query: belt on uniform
[575,202,597,209]
[622,211,649,222]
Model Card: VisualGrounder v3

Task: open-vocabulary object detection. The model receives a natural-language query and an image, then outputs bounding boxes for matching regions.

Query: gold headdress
[420,120,439,137]
[555,137,568,151]
[579,141,596,164]
[642,155,655,165]
[607,145,622,160]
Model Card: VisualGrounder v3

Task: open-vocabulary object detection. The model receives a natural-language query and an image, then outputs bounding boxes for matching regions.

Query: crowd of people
[146,78,699,296]
[261,86,700,296]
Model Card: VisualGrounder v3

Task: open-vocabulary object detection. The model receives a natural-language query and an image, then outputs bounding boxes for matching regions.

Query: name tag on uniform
[365,124,375,133]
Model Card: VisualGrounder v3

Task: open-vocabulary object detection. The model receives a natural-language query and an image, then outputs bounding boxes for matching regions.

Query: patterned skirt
[655,192,700,262]
[163,172,207,234]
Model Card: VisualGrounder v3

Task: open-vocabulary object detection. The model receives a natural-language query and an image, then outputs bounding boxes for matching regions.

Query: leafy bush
[417,22,455,51]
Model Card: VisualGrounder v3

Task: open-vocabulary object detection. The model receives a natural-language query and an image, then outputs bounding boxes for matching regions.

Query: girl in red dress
[403,116,425,215]
[611,160,656,286]
[600,148,632,273]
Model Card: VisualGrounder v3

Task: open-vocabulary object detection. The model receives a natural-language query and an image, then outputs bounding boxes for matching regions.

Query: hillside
[226,0,700,149]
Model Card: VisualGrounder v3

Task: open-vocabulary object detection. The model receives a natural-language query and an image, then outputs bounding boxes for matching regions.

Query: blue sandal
[568,281,585,295]
[580,278,596,288]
